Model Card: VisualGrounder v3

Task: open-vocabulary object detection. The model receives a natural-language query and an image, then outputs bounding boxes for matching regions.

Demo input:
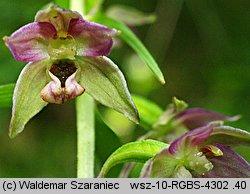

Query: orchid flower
[3,5,139,137]
[155,97,239,130]
[141,124,250,178]
[142,97,239,142]
[97,96,250,178]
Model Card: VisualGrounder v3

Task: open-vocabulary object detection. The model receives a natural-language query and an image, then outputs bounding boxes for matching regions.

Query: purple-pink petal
[68,18,118,57]
[169,125,213,155]
[197,144,250,178]
[175,108,239,129]
[4,22,57,62]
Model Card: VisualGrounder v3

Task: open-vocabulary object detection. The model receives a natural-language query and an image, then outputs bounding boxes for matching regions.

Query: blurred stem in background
[145,0,183,64]
[185,0,231,64]
[55,0,95,178]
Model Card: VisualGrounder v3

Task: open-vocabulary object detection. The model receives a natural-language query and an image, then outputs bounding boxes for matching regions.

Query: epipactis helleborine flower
[141,124,250,178]
[155,97,239,130]
[151,97,239,142]
[3,5,139,137]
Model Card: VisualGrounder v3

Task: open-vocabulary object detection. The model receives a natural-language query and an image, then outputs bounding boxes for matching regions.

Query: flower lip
[49,59,77,88]
[40,70,84,104]
[40,59,85,104]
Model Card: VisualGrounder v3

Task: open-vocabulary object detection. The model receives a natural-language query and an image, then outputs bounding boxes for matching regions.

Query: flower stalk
[76,94,95,178]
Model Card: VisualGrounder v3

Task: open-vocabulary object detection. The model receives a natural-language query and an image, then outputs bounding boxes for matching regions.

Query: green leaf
[9,59,49,138]
[98,139,168,177]
[132,94,163,130]
[93,13,165,84]
[76,56,139,124]
[205,126,250,147]
[106,5,156,26]
[0,84,15,108]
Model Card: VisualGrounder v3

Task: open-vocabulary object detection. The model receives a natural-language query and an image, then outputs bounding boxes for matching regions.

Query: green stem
[69,0,95,178]
[76,94,95,178]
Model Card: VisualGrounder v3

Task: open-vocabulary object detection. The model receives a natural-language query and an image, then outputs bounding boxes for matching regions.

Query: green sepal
[9,59,50,138]
[76,56,139,124]
[98,139,168,177]
[140,148,179,178]
[141,147,212,178]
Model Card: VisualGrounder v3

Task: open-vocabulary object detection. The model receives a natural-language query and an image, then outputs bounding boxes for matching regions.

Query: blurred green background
[0,0,249,177]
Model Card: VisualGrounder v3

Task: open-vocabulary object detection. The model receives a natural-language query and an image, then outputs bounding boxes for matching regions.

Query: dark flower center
[50,60,77,88]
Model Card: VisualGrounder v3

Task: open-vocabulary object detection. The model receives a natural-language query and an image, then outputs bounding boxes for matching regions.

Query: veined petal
[40,71,84,104]
[197,144,250,178]
[169,125,213,155]
[76,56,139,123]
[176,108,240,129]
[9,59,50,138]
[35,5,81,32]
[68,18,119,57]
[3,22,56,62]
